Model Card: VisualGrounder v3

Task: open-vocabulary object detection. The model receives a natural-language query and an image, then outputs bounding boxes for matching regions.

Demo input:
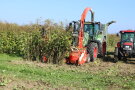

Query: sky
[0,0,135,33]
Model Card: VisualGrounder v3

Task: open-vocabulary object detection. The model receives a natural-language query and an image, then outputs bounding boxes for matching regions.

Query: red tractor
[114,30,135,62]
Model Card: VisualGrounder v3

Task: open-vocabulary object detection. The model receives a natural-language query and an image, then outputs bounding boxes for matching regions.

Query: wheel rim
[93,47,98,58]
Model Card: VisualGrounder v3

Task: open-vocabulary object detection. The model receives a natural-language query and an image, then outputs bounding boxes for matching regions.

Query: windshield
[84,23,100,36]
[121,32,134,42]
[84,24,93,35]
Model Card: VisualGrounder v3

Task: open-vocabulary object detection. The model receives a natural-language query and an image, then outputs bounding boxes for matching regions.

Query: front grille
[123,45,132,50]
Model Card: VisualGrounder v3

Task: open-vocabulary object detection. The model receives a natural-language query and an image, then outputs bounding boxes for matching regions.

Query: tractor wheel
[114,55,119,63]
[123,58,128,63]
[88,43,98,62]
[75,60,80,66]
[114,47,121,63]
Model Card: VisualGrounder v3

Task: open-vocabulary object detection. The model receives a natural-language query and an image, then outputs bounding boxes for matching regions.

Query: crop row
[0,20,72,64]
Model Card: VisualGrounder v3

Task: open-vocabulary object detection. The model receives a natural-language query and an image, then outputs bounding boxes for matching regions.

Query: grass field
[0,53,135,90]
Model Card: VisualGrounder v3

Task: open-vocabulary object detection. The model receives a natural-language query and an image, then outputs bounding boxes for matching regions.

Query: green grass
[0,53,135,89]
[0,53,22,61]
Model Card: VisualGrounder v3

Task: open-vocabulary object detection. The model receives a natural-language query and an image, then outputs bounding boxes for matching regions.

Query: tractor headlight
[123,45,132,50]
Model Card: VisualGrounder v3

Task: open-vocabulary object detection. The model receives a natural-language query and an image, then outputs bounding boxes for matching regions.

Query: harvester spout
[107,21,116,26]
[78,7,94,48]
[81,7,94,26]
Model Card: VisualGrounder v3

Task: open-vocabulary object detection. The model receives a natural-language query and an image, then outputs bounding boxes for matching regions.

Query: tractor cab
[70,21,102,47]
[84,22,100,39]
[83,22,101,46]
[119,30,135,51]
[120,30,135,43]
[83,21,112,46]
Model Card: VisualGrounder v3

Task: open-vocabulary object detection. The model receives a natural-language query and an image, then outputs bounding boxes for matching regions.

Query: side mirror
[116,33,120,37]
[69,23,72,27]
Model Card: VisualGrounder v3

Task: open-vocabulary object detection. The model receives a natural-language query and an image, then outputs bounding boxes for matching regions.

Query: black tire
[123,58,128,63]
[114,56,118,63]
[87,43,98,62]
[114,47,121,63]
[75,60,81,66]
[32,56,36,61]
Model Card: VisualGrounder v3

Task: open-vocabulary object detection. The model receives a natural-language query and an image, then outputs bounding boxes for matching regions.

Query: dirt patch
[0,76,79,90]
[0,76,56,90]
[116,62,135,78]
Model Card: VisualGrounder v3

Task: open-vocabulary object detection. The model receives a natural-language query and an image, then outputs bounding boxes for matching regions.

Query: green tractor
[68,8,115,64]
[84,21,116,61]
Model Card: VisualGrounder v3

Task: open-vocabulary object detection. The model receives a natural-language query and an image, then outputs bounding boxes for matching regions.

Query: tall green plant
[0,21,72,64]
[107,34,120,47]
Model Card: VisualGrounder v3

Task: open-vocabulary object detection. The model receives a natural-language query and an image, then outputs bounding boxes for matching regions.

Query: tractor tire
[114,47,121,63]
[87,43,98,62]
[123,58,128,63]
[114,56,119,63]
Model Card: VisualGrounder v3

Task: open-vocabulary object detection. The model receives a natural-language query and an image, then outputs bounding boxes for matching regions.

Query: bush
[0,20,72,64]
[107,34,120,47]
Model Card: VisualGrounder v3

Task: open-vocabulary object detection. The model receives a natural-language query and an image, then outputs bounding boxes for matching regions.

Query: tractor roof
[120,30,135,33]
